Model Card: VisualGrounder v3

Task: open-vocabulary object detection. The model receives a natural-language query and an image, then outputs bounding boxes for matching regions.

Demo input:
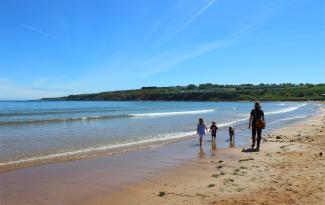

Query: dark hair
[198,118,204,124]
[254,101,261,110]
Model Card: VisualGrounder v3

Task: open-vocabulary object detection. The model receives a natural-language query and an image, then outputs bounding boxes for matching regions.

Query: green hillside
[42,83,325,101]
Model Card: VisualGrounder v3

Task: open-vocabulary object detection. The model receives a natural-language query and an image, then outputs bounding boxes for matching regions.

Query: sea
[0,101,321,168]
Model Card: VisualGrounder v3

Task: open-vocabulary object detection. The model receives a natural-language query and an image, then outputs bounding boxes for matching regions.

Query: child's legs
[199,135,203,145]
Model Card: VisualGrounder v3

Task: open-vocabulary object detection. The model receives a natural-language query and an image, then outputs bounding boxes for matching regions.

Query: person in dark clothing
[248,101,265,151]
[209,121,218,142]
[229,126,235,142]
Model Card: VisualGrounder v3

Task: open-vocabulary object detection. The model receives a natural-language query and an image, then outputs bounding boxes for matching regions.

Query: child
[229,126,235,142]
[209,121,218,142]
[197,118,208,146]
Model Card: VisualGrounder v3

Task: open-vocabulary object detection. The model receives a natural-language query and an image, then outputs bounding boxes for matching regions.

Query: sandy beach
[80,107,325,205]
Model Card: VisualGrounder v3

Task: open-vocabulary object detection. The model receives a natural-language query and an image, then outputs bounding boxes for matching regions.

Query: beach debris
[236,187,244,192]
[223,178,234,185]
[158,191,166,197]
[218,160,224,163]
[207,184,215,188]
[238,158,254,162]
[276,135,282,139]
[165,192,195,197]
[232,169,240,175]
[216,165,224,169]
[319,152,323,156]
[212,172,225,178]
[280,145,289,151]
[232,168,246,176]
[195,193,209,197]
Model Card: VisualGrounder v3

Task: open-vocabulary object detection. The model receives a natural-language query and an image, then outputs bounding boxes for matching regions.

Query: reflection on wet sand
[229,138,235,148]
[198,137,236,159]
[211,141,217,156]
[198,146,205,159]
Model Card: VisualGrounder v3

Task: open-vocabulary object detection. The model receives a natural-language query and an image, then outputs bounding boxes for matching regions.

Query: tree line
[42,83,325,101]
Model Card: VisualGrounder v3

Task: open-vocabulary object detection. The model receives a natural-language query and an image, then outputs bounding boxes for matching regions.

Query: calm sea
[0,101,320,167]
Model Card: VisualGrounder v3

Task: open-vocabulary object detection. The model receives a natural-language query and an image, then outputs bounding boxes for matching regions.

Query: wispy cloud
[3,0,294,99]
[173,0,217,37]
[137,0,217,51]
[131,0,291,78]
[134,40,234,78]
[21,24,58,40]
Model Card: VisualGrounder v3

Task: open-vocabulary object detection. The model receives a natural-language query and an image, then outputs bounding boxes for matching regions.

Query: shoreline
[1,107,324,204]
[81,107,325,205]
[0,101,317,173]
[3,99,323,102]
[0,133,197,173]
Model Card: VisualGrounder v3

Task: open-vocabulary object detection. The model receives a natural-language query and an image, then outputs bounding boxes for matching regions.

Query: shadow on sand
[241,147,257,152]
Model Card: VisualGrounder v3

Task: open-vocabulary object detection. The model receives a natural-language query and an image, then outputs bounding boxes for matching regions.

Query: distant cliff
[41,83,325,101]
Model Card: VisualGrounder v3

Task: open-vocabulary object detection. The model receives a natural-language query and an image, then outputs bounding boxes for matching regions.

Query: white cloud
[21,24,59,40]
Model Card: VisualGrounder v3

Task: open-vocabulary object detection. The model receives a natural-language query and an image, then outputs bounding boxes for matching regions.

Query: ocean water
[0,101,320,167]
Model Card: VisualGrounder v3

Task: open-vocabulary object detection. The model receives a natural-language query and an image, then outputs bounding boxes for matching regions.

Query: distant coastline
[41,83,325,101]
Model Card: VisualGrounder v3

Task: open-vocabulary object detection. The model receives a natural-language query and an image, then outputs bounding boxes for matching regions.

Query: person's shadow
[242,147,255,152]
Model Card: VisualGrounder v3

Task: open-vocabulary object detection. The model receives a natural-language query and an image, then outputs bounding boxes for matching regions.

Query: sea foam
[129,109,215,118]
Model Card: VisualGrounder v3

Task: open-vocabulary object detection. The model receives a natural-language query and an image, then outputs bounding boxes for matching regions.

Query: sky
[0,0,324,100]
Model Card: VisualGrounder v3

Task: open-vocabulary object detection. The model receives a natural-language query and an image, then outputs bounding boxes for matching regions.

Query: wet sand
[1,108,324,205]
[1,131,239,205]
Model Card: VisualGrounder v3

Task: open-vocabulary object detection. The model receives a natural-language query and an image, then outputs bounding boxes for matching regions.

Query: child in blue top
[197,118,208,146]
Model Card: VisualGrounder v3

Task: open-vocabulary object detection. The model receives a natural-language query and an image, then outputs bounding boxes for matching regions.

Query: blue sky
[0,0,324,100]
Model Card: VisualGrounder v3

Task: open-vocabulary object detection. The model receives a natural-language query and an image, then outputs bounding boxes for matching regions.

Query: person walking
[248,101,265,151]
[197,118,208,146]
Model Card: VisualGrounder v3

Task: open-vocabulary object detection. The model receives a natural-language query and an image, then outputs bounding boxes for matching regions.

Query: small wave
[0,109,216,125]
[265,103,307,115]
[218,118,248,127]
[268,115,311,125]
[0,114,129,125]
[0,131,196,167]
[0,108,144,117]
[129,109,214,118]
